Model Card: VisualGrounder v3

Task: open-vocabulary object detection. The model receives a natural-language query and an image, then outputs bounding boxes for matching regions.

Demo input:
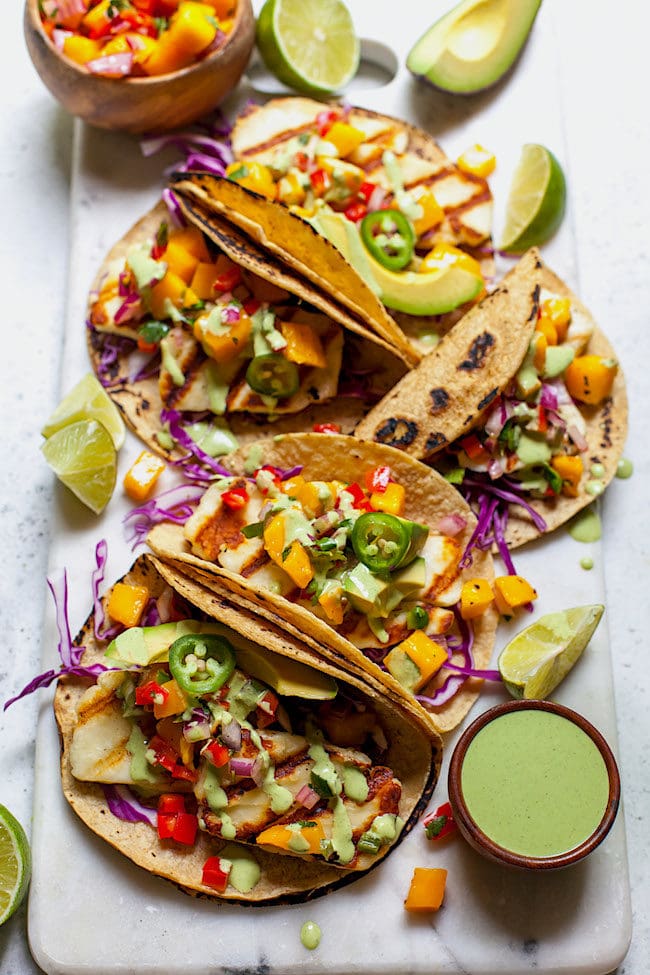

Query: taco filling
[181,459,481,697]
[70,616,408,872]
[89,214,344,420]
[440,289,619,556]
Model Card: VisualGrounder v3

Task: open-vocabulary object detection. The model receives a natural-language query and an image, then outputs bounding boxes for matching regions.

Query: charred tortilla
[55,555,440,905]
[354,252,628,548]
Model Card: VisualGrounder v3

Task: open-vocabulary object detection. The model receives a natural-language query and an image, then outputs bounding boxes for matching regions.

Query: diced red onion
[230,757,255,778]
[52,28,73,51]
[367,185,387,212]
[295,784,320,810]
[567,424,588,451]
[221,719,242,750]
[436,513,466,537]
[123,483,205,549]
[488,457,506,479]
[43,0,87,27]
[114,294,143,324]
[103,785,157,826]
[86,53,134,78]
[251,754,266,787]
[540,384,559,411]
[222,305,241,324]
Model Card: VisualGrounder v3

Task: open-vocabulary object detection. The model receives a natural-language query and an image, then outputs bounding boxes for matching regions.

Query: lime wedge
[0,805,31,926]
[41,418,118,515]
[256,0,360,96]
[499,144,567,253]
[41,372,125,449]
[498,604,604,699]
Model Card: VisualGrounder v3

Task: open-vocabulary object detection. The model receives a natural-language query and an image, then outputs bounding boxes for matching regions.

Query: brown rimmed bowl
[24,0,255,134]
[448,699,620,871]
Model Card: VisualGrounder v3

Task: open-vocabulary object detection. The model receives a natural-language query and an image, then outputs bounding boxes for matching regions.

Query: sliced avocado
[406,0,542,95]
[343,563,394,617]
[392,556,427,595]
[544,344,575,379]
[516,432,552,466]
[383,646,421,693]
[234,645,338,700]
[105,620,226,666]
[314,210,483,315]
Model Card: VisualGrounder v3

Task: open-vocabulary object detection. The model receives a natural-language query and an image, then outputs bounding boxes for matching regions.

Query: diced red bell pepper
[345,482,373,511]
[213,266,242,293]
[158,794,186,815]
[132,0,157,12]
[157,797,198,845]
[148,735,198,782]
[423,801,457,841]
[364,465,392,494]
[135,681,169,708]
[358,181,378,204]
[203,741,230,768]
[256,690,279,729]
[243,298,262,315]
[294,151,310,172]
[221,487,249,510]
[310,168,331,196]
[137,336,158,354]
[114,8,157,35]
[202,855,231,891]
[344,201,368,223]
[538,404,548,434]
[312,422,341,434]
[316,110,340,136]
[459,434,489,462]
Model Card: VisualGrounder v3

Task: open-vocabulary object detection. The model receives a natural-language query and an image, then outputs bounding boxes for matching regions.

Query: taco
[145,433,498,735]
[55,554,440,905]
[86,196,411,463]
[225,96,494,351]
[354,250,628,549]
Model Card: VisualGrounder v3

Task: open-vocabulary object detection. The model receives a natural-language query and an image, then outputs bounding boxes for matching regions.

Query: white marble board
[26,2,632,972]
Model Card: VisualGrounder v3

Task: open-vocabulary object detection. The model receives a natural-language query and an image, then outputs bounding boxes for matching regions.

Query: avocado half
[406,0,542,95]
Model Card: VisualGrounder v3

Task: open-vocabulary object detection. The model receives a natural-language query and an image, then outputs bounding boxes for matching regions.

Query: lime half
[499,144,567,253]
[0,805,31,926]
[498,604,604,699]
[41,418,118,515]
[256,0,360,96]
[41,372,125,450]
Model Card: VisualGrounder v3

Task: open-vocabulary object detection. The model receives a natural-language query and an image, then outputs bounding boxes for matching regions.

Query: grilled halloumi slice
[69,672,136,784]
[231,97,492,250]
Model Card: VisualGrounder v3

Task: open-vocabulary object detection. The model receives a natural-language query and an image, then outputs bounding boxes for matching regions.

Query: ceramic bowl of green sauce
[448,700,620,870]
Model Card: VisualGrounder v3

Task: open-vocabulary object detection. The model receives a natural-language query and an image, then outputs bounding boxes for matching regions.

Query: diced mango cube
[63,35,102,65]
[371,482,405,516]
[493,576,538,616]
[318,585,345,625]
[226,161,277,200]
[540,297,572,341]
[460,578,495,620]
[282,476,322,519]
[404,867,448,913]
[550,454,583,498]
[420,242,483,278]
[326,121,366,158]
[257,819,326,855]
[148,271,198,319]
[169,225,210,263]
[412,189,445,237]
[194,310,252,363]
[564,355,618,406]
[123,450,166,502]
[153,678,188,720]
[456,144,496,178]
[281,541,314,590]
[106,583,150,627]
[263,513,285,564]
[279,320,327,368]
[164,238,201,284]
[190,261,220,300]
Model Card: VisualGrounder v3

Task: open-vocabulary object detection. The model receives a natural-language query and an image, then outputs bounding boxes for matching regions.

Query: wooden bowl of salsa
[448,699,620,870]
[24,0,255,134]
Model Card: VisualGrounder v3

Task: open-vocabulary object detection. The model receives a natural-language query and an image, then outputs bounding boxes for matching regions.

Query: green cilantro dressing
[568,506,602,543]
[219,844,261,893]
[244,443,265,475]
[300,921,322,950]
[341,765,368,803]
[332,796,355,864]
[126,245,167,291]
[286,823,311,853]
[616,457,633,479]
[580,557,594,571]
[160,335,185,386]
[585,480,604,497]
[184,420,238,457]
[127,725,162,785]
[461,710,610,856]
[590,463,605,479]
[204,361,229,415]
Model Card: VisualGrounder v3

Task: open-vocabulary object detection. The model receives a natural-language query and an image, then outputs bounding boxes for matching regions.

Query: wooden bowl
[23,0,255,134]
[447,699,620,871]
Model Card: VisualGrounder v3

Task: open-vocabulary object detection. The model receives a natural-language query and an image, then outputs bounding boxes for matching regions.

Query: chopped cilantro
[227,164,249,181]
[138,320,170,344]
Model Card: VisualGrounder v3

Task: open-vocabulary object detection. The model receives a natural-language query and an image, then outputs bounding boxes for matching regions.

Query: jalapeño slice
[360,209,415,271]
[351,512,428,573]
[168,633,236,697]
[246,354,300,399]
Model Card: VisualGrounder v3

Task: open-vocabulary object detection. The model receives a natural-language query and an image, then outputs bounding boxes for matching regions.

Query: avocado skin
[406,0,542,95]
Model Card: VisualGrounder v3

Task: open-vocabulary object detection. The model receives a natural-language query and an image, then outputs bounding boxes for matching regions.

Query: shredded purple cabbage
[4,566,112,710]
[124,483,205,549]
[161,409,233,477]
[103,785,157,827]
[459,472,547,573]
